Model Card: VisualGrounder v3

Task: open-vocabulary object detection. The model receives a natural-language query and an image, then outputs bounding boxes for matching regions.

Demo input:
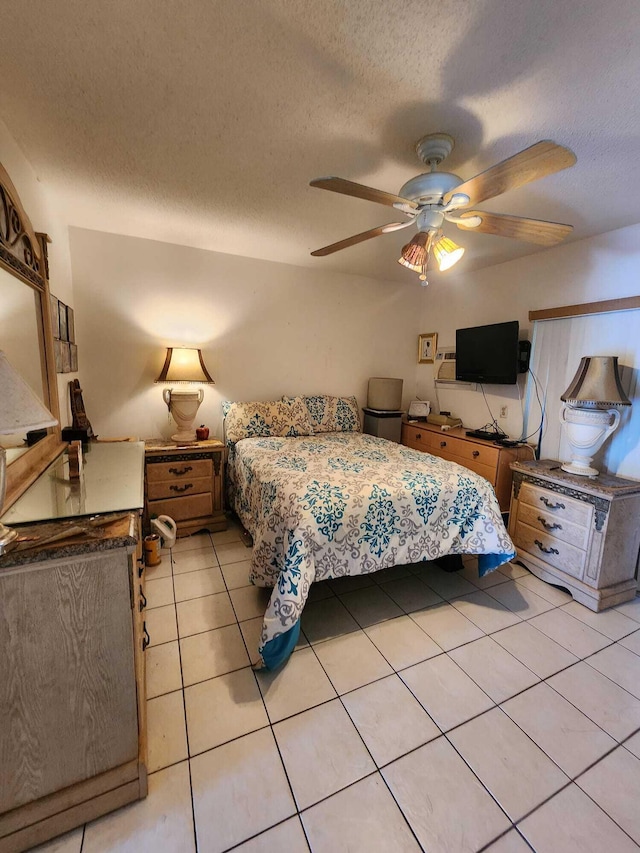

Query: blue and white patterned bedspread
[231,433,515,669]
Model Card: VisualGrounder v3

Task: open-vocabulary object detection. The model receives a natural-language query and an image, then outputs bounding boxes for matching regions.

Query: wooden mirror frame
[0,160,64,510]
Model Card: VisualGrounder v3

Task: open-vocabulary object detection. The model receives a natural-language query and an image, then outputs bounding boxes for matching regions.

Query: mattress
[229,432,515,669]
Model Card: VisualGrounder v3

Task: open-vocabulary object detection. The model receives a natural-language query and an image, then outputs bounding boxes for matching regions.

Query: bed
[223,395,516,670]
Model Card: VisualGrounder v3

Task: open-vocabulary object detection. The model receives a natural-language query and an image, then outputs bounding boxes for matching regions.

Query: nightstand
[144,439,227,537]
[509,459,640,611]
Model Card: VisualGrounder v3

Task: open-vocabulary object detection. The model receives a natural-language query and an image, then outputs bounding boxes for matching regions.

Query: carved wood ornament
[0,162,44,288]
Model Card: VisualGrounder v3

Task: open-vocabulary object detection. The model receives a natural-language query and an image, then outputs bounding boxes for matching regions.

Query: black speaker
[518,340,531,373]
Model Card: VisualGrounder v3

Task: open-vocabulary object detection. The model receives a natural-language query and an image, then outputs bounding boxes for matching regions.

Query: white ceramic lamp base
[560,404,620,476]
[163,388,204,443]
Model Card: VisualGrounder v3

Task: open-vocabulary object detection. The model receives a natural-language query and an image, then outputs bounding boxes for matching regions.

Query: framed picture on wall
[50,294,60,339]
[66,306,75,343]
[61,342,71,373]
[418,332,437,364]
[58,301,68,342]
[69,343,78,372]
[54,339,64,373]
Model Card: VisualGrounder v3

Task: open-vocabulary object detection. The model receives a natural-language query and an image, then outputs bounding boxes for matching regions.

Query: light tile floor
[34,522,640,852]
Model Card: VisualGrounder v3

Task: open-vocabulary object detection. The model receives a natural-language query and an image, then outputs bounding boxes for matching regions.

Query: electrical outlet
[499,406,508,419]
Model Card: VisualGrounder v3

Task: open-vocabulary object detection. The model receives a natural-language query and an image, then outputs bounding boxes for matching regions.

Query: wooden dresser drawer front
[401,424,431,452]
[515,520,586,578]
[147,458,212,483]
[147,476,211,501]
[435,436,500,468]
[519,482,593,528]
[517,502,591,550]
[148,493,213,521]
[455,457,497,485]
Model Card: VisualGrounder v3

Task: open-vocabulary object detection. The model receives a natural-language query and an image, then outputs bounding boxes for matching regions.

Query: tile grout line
[304,627,428,852]
[171,537,201,853]
[152,538,640,848]
[213,536,313,853]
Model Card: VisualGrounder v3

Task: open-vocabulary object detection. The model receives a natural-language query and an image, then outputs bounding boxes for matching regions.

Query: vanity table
[0,442,147,852]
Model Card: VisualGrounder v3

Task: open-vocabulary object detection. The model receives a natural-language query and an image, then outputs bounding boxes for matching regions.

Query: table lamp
[0,350,58,554]
[155,347,215,442]
[560,355,631,476]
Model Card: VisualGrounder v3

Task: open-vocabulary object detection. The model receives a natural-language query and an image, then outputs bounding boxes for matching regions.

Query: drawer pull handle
[170,483,193,493]
[169,465,193,476]
[539,497,565,510]
[534,539,559,556]
[142,622,150,651]
[415,433,422,440]
[538,516,562,532]
[137,558,145,578]
[472,450,480,458]
[139,587,147,612]
[440,441,447,448]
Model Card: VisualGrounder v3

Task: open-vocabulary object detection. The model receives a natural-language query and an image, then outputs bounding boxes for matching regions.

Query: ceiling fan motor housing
[398,171,462,206]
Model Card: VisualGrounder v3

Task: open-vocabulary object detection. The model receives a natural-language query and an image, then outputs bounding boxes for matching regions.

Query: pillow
[299,394,361,433]
[222,396,314,445]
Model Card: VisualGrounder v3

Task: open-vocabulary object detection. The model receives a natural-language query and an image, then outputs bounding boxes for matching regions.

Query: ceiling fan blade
[311,221,413,256]
[310,177,418,210]
[444,141,577,206]
[455,211,573,245]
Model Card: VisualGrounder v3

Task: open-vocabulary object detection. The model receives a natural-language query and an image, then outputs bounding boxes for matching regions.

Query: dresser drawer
[517,501,591,550]
[434,435,500,469]
[148,492,213,522]
[454,457,497,485]
[147,476,211,501]
[514,520,586,579]
[519,482,593,529]
[146,458,212,483]
[401,424,431,452]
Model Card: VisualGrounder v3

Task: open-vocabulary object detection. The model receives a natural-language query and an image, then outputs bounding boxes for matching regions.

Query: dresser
[144,439,227,537]
[509,459,640,611]
[0,443,147,852]
[401,421,532,512]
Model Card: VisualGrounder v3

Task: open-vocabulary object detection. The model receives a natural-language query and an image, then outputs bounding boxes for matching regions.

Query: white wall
[418,224,640,459]
[69,228,422,441]
[0,119,77,426]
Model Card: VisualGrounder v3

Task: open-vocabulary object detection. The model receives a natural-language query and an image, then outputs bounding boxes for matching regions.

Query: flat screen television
[456,320,519,385]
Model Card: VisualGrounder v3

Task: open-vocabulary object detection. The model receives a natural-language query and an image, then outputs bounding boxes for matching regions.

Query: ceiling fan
[309,133,577,283]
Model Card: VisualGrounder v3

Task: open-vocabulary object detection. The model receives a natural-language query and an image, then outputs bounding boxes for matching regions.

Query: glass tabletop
[1,441,145,525]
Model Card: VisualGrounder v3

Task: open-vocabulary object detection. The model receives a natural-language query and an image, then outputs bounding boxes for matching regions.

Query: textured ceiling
[1,0,639,283]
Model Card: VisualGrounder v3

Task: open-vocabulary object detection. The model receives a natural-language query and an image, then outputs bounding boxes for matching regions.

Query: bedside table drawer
[519,482,593,529]
[517,501,591,550]
[148,492,213,522]
[147,476,211,501]
[147,458,213,483]
[514,520,586,579]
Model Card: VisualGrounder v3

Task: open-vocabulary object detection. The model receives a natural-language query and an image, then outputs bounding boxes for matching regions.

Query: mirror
[0,160,63,510]
[0,266,48,449]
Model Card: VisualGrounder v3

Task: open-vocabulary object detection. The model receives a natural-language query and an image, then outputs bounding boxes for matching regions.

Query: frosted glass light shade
[433,236,465,271]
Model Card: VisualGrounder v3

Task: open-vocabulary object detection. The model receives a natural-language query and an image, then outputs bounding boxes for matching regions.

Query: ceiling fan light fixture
[433,236,465,271]
[399,231,432,267]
